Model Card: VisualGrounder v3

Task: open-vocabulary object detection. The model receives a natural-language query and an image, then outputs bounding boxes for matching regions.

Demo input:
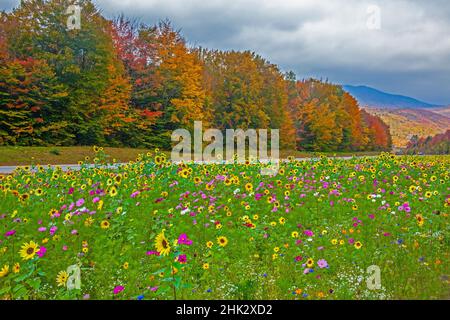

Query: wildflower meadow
[0,149,448,300]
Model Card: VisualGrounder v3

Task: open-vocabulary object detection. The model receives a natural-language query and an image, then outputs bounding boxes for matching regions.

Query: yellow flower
[331,239,338,245]
[306,258,314,268]
[155,230,171,256]
[217,236,228,247]
[100,220,110,229]
[123,262,129,270]
[216,223,222,230]
[291,231,299,238]
[278,217,286,225]
[416,214,424,227]
[206,241,213,249]
[82,247,89,254]
[85,217,94,227]
[273,247,280,253]
[202,263,210,270]
[109,186,118,197]
[354,241,363,249]
[56,271,69,287]
[13,263,20,274]
[19,241,39,261]
[0,265,9,278]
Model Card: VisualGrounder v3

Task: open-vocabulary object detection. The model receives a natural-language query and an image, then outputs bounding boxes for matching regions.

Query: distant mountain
[343,85,441,109]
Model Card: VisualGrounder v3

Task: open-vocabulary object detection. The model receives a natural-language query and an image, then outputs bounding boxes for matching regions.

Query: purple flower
[114,286,124,295]
[317,259,328,269]
[76,198,85,207]
[93,197,100,203]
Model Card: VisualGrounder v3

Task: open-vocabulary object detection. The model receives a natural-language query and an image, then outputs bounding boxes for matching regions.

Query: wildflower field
[0,150,448,300]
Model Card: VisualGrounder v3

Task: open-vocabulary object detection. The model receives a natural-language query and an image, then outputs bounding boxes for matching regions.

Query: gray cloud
[2,0,450,104]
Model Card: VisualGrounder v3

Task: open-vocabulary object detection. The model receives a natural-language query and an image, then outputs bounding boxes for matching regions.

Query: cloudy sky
[2,0,450,105]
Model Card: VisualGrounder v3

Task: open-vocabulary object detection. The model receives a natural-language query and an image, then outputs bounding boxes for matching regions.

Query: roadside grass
[0,146,381,166]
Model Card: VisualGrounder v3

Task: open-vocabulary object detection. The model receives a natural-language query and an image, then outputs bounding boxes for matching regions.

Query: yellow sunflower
[19,241,39,261]
[155,230,171,256]
[0,264,9,278]
[13,263,20,274]
[217,236,228,247]
[100,220,110,229]
[56,270,69,287]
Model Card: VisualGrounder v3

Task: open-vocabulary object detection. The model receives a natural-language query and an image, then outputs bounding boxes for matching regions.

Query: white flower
[233,188,240,195]
[181,208,190,215]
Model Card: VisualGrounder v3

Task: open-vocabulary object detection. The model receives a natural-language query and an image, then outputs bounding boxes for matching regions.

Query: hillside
[343,85,440,109]
[364,107,450,148]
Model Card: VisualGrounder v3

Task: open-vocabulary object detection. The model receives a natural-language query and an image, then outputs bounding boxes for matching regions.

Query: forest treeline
[405,130,450,155]
[0,0,392,151]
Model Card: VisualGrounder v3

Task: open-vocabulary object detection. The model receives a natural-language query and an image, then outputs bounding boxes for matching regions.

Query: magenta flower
[177,233,193,245]
[36,246,47,258]
[113,286,125,295]
[93,197,100,203]
[295,255,303,262]
[177,254,187,264]
[146,251,160,256]
[5,230,16,237]
[38,227,47,232]
[304,230,314,237]
[76,198,85,207]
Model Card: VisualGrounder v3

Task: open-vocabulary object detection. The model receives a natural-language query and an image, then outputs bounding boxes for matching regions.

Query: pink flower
[131,191,140,198]
[50,226,57,236]
[317,259,328,269]
[146,251,160,256]
[38,227,47,232]
[295,256,303,262]
[92,197,100,203]
[76,198,85,207]
[114,286,124,295]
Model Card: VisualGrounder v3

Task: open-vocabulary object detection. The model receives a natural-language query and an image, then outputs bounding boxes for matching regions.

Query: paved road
[0,156,358,174]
